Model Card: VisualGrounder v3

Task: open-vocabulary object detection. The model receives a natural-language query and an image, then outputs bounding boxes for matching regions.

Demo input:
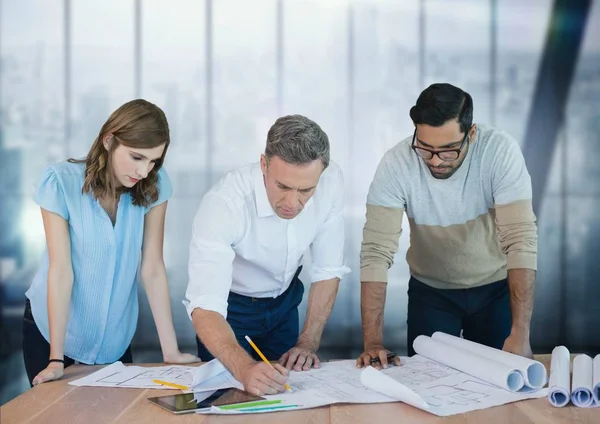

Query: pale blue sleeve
[33,166,69,220]
[145,167,173,214]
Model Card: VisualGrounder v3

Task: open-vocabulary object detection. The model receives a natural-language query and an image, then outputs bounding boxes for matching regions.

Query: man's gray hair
[265,115,330,168]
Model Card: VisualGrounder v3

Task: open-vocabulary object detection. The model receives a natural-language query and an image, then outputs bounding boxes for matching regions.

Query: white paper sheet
[571,354,594,407]
[191,368,243,392]
[69,362,196,389]
[593,354,600,404]
[413,335,525,392]
[68,359,243,392]
[375,356,546,416]
[431,332,547,389]
[185,359,243,391]
[360,366,430,411]
[547,345,571,407]
[197,357,546,417]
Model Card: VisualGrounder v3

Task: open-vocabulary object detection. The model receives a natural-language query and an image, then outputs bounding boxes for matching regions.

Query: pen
[369,352,399,365]
[244,335,292,392]
[152,379,190,391]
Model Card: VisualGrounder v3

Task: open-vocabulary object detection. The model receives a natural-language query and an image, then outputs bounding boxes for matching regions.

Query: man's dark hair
[409,83,473,134]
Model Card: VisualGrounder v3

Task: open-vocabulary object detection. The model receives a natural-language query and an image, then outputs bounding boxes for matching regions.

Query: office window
[0,0,65,269]
[283,0,347,165]
[142,0,207,198]
[496,0,552,144]
[563,0,600,347]
[425,0,492,124]
[70,0,134,158]
[565,0,600,195]
[212,0,277,172]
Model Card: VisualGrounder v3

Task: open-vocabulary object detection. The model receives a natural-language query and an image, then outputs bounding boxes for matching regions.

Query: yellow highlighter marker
[152,379,189,391]
[244,335,292,392]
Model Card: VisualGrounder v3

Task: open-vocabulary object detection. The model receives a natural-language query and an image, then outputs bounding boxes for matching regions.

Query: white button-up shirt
[184,161,351,319]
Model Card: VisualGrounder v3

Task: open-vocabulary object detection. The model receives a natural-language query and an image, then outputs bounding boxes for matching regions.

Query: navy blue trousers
[196,268,305,362]
[406,276,511,356]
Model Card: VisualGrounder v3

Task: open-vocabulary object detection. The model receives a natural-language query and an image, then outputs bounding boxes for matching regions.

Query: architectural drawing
[420,380,494,407]
[96,366,193,388]
[382,357,461,386]
[69,362,196,389]
[290,364,376,401]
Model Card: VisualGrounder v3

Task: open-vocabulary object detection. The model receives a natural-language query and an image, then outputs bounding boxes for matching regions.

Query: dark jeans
[22,299,133,387]
[406,276,511,356]
[196,267,305,362]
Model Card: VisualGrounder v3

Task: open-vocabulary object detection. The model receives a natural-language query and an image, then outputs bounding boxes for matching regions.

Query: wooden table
[1,355,597,424]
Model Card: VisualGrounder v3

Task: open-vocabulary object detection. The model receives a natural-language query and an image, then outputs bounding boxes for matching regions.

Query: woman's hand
[32,362,64,386]
[163,351,201,364]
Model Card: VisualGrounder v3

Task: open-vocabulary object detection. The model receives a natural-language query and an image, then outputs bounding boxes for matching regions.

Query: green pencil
[237,404,299,412]
[219,399,282,410]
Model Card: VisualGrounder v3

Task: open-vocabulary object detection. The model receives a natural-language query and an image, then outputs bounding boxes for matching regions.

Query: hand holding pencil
[242,335,292,396]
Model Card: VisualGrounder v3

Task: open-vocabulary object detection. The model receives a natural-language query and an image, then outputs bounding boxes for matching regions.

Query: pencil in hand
[244,335,293,392]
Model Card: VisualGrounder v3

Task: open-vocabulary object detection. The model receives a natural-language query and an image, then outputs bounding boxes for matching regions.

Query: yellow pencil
[152,379,190,391]
[244,335,292,392]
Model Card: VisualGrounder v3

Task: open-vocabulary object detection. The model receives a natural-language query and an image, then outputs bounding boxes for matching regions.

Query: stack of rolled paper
[547,346,600,407]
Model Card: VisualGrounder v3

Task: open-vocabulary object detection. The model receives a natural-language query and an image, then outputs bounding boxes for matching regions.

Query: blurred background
[1,0,599,406]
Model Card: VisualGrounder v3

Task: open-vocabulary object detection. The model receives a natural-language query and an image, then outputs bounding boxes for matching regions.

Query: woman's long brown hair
[69,99,170,207]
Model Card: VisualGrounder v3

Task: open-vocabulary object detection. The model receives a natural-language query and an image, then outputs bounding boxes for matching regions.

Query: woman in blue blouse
[23,99,198,386]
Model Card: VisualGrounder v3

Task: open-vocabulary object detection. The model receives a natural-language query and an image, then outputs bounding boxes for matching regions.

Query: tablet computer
[148,388,265,414]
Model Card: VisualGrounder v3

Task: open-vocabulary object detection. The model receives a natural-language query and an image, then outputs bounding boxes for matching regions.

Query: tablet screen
[149,388,265,413]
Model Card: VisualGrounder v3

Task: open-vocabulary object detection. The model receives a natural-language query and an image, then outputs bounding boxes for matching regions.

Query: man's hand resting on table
[502,331,533,359]
[356,345,401,370]
[279,343,321,371]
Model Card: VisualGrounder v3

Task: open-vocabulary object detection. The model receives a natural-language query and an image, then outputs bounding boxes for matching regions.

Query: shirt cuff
[182,296,229,321]
[507,252,537,271]
[309,265,351,283]
[360,266,389,283]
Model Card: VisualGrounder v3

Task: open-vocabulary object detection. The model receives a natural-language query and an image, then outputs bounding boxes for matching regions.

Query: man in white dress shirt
[184,115,350,396]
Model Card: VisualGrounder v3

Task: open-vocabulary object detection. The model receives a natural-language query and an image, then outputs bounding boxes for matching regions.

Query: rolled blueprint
[594,354,600,405]
[548,346,570,407]
[430,332,547,389]
[413,335,524,392]
[571,354,594,407]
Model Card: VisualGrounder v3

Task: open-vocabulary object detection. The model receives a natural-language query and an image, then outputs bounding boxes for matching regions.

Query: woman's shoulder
[38,160,85,185]
[49,160,86,177]
[34,161,86,220]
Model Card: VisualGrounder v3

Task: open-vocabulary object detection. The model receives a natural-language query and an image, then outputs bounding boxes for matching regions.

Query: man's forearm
[297,278,339,350]
[507,268,536,335]
[191,308,254,380]
[360,282,387,348]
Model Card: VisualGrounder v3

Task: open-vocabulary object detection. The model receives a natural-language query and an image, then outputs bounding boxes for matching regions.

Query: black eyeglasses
[411,129,469,162]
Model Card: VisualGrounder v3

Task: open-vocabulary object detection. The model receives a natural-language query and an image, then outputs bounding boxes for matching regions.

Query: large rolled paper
[594,354,600,404]
[548,346,570,407]
[360,366,430,411]
[413,335,524,392]
[431,332,547,389]
[571,354,594,407]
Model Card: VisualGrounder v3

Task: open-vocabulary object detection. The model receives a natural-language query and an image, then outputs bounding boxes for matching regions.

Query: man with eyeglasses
[357,83,537,368]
